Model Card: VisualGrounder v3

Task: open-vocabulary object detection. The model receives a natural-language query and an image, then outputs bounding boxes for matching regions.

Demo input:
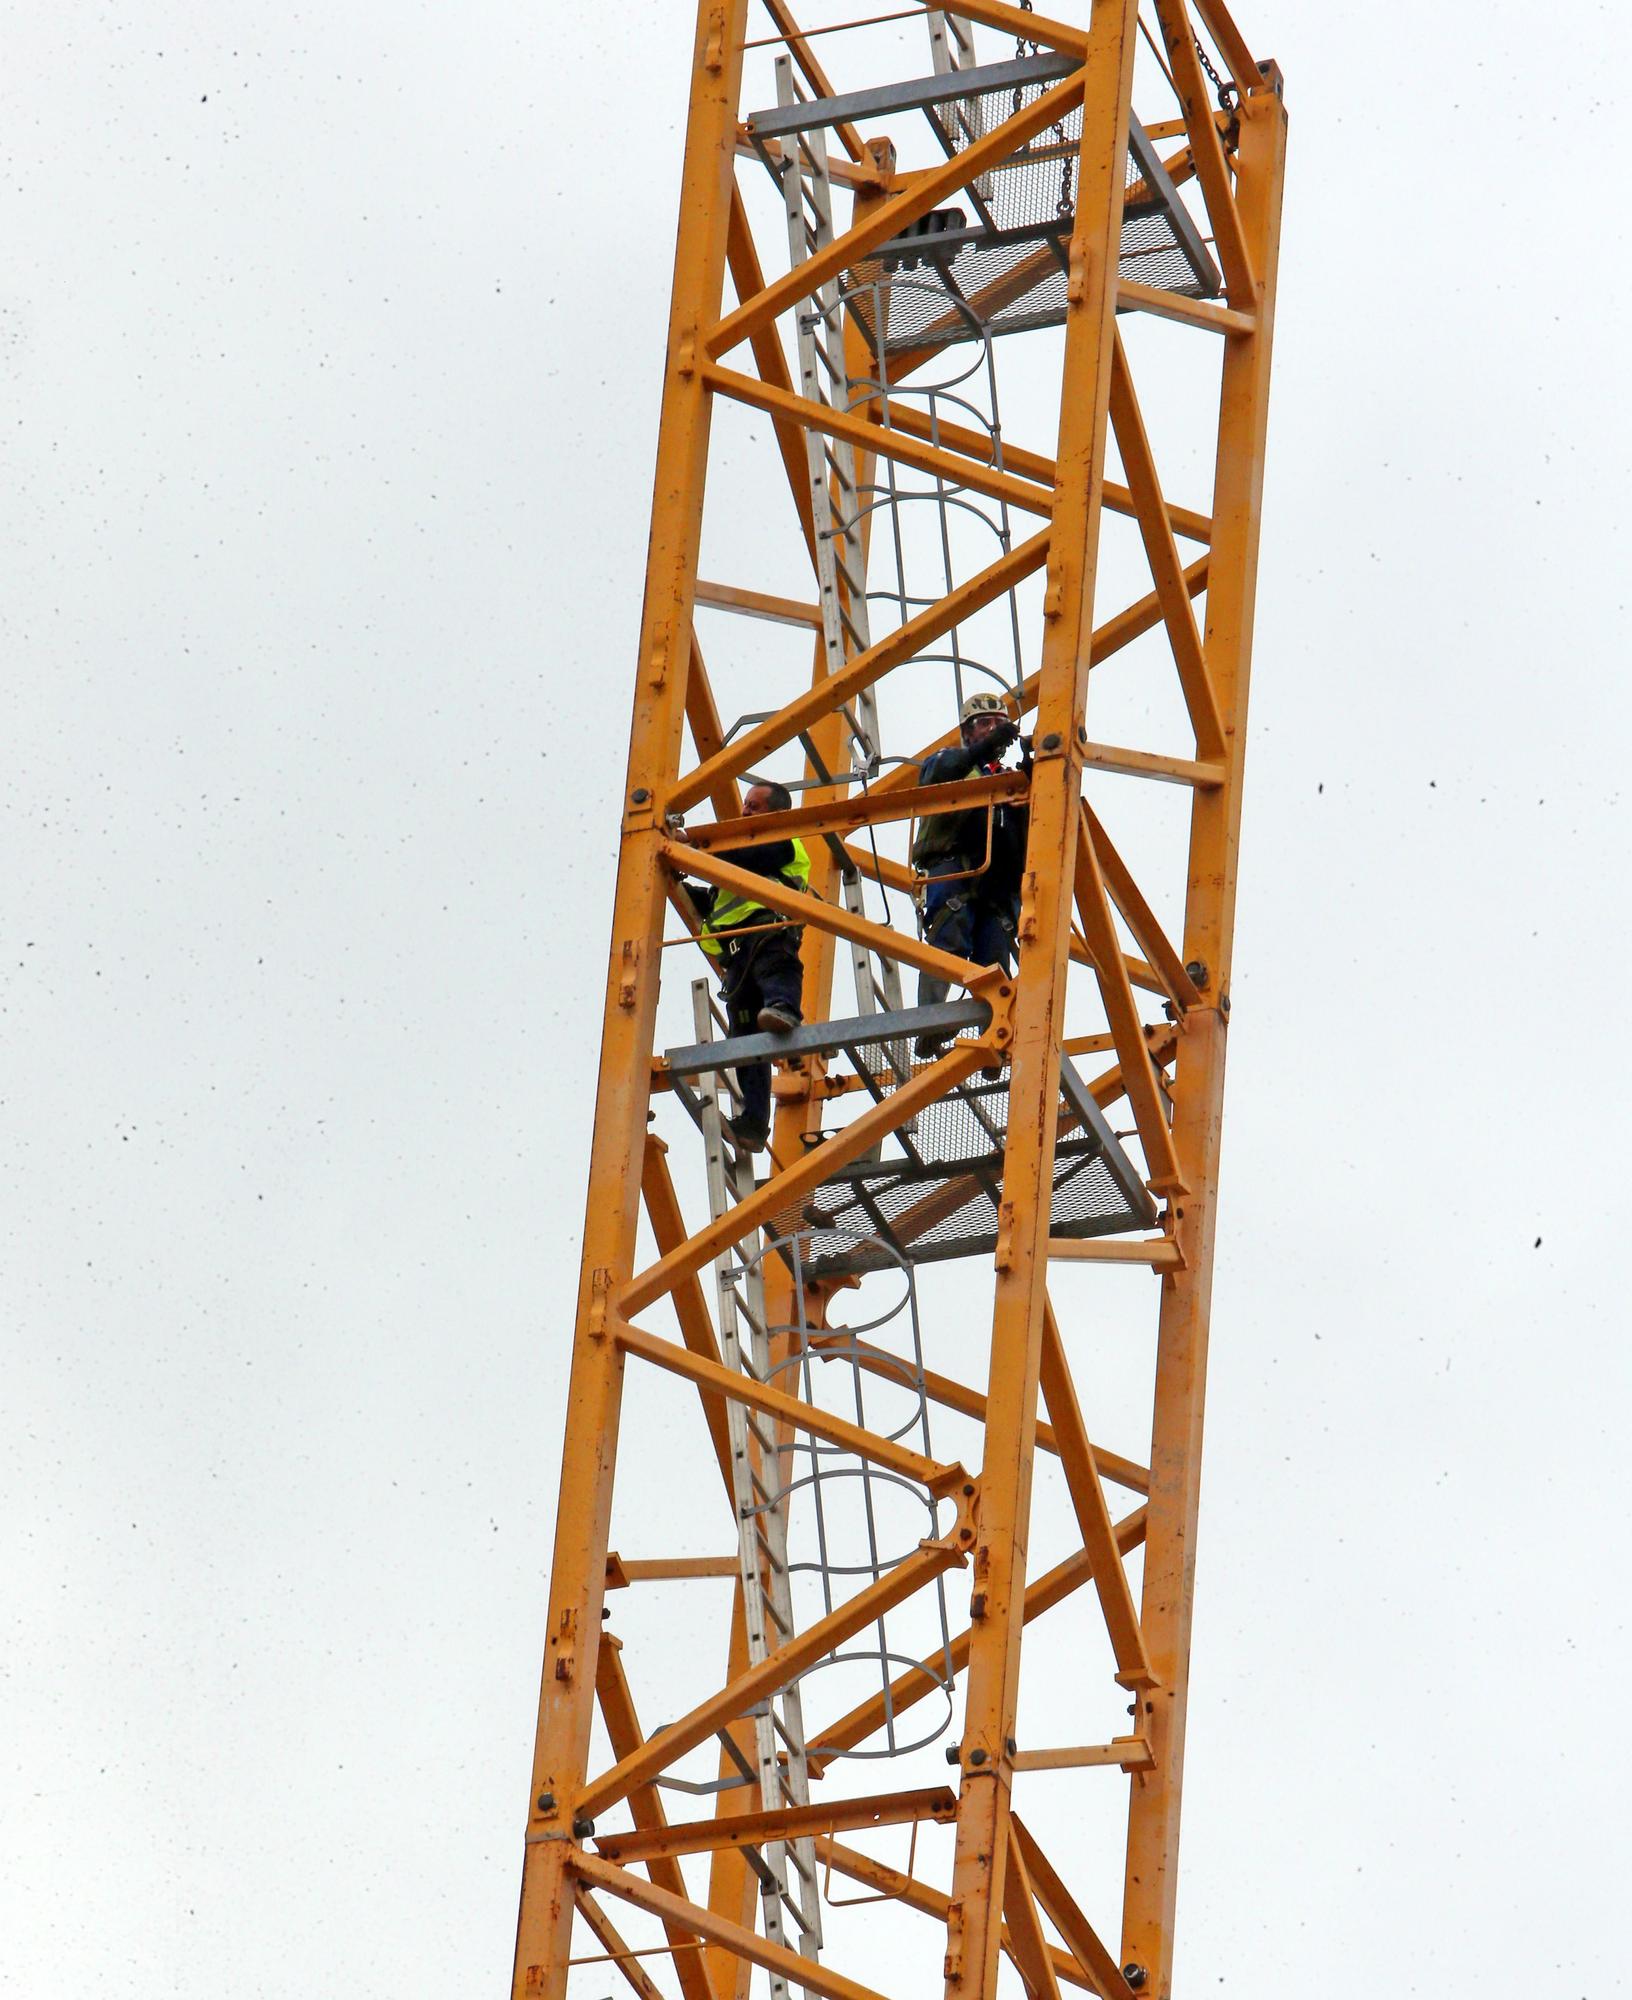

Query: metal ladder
[774,56,905,1034]
[691,982,823,1994]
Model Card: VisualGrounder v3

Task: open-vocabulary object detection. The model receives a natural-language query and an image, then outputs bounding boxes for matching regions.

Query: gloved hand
[988,718,1021,755]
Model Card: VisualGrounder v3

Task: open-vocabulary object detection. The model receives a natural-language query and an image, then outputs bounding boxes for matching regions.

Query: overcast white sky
[6,1,1631,1994]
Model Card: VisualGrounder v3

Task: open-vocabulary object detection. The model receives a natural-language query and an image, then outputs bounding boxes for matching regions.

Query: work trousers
[919,861,1020,985]
[716,921,804,1133]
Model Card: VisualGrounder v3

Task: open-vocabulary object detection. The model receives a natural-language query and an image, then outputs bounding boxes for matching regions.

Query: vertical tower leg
[1119,84,1288,2000]
[942,5,1142,1998]
[509,8,749,1996]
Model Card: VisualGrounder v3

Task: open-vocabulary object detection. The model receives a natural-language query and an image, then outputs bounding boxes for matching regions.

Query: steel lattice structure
[513,5,1285,1998]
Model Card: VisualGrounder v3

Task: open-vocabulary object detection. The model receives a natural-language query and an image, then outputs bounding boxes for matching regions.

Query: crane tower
[513,4,1285,1998]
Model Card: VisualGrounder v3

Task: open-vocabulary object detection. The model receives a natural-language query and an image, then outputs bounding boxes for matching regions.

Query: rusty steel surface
[513,4,1285,1997]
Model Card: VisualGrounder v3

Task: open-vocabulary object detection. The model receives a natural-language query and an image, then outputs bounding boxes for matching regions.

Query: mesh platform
[772,1037,1157,1280]
[845,80,1219,358]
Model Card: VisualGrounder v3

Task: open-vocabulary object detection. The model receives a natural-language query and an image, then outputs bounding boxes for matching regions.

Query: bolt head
[631,787,651,804]
[1123,1965,1148,1991]
[1041,731,1062,751]
[536,1791,555,1813]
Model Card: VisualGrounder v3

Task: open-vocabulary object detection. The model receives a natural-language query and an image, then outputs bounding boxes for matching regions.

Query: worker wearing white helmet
[909,691,1030,1055]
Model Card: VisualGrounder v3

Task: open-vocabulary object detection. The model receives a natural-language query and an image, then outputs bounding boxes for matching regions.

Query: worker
[910,690,1029,1055]
[678,780,809,1154]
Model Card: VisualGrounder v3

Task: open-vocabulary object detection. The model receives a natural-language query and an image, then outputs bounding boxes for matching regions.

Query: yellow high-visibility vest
[699,839,811,958]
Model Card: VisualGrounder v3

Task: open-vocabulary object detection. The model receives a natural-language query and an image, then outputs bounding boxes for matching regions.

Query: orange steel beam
[679,769,1029,848]
[609,1555,739,1583]
[706,364,1056,517]
[655,840,1004,996]
[1189,0,1261,100]
[1072,809,1186,1193]
[1119,82,1286,1996]
[704,1591,759,2000]
[573,1852,893,2000]
[807,1509,1149,1771]
[1107,330,1227,760]
[907,0,1090,59]
[1003,1825,1066,2000]
[1117,276,1255,336]
[684,633,744,821]
[593,1787,958,1866]
[1012,1816,1132,2000]
[755,0,869,161]
[724,182,819,567]
[941,21,1141,1982]
[1038,1297,1154,1688]
[638,1136,736,1492]
[1079,740,1224,787]
[814,1838,1097,1995]
[573,1887,681,2000]
[515,3,1285,1995]
[1083,802,1202,1013]
[1151,0,1254,303]
[694,578,822,627]
[616,1319,969,1495]
[735,129,888,192]
[592,1639,718,2000]
[511,8,751,1991]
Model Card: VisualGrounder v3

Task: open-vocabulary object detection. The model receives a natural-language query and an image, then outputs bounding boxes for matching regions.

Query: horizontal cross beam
[592,1786,957,1864]
[660,996,990,1077]
[708,364,1055,517]
[678,769,1028,851]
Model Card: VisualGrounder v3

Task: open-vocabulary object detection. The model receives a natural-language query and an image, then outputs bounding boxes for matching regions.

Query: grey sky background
[6,1,1629,1994]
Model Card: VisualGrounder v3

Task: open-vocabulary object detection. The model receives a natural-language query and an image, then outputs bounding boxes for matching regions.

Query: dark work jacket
[912,744,1028,892]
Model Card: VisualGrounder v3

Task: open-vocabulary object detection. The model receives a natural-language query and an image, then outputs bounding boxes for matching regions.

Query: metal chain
[1013,0,1038,111]
[1192,31,1236,112]
[1012,0,1072,212]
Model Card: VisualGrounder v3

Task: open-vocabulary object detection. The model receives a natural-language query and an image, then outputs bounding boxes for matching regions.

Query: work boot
[914,974,952,1059]
[756,1003,800,1034]
[724,1114,769,1154]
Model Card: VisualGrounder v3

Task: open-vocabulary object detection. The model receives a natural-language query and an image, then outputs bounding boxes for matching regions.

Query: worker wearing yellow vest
[678,779,810,1154]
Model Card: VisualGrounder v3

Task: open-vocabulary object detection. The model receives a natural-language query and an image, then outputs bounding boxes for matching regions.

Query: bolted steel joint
[1122,1965,1148,1990]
